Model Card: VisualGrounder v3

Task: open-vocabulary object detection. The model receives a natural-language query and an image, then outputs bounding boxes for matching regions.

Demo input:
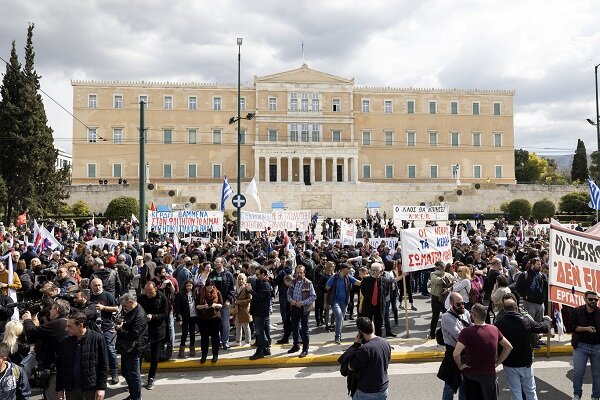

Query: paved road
[31,356,585,400]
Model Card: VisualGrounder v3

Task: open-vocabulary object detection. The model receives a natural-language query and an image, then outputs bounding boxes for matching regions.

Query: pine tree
[571,139,589,182]
[0,24,70,224]
[590,151,600,183]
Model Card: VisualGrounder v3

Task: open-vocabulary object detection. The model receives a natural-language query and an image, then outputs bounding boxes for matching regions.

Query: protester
[207,257,235,350]
[287,265,316,357]
[138,282,168,390]
[429,261,455,340]
[174,279,198,358]
[327,263,362,344]
[89,278,120,384]
[248,267,273,360]
[233,273,252,347]
[196,278,223,363]
[570,290,600,400]
[0,342,31,400]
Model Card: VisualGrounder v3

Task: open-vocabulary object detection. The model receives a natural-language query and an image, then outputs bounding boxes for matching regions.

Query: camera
[9,300,44,317]
[30,367,52,388]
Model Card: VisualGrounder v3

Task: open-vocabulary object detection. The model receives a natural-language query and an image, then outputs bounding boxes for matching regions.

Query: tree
[571,139,589,182]
[532,199,556,221]
[590,151,600,183]
[514,149,530,182]
[559,192,591,214]
[513,149,568,184]
[105,197,139,220]
[506,199,532,221]
[0,24,70,224]
[70,200,91,217]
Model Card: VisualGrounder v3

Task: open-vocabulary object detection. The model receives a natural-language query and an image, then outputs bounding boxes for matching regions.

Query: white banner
[340,221,356,246]
[328,237,399,250]
[401,226,452,272]
[549,219,600,307]
[393,205,449,221]
[148,210,223,233]
[240,211,273,232]
[240,210,312,232]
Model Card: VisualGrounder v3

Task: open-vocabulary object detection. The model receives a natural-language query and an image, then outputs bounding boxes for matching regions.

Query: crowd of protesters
[0,211,590,400]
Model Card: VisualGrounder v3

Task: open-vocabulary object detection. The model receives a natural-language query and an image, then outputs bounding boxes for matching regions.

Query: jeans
[121,352,142,400]
[148,341,160,379]
[573,342,600,398]
[503,366,537,400]
[384,300,393,334]
[353,388,388,400]
[180,317,197,347]
[332,302,347,340]
[253,315,270,355]
[199,317,221,358]
[220,304,231,346]
[167,310,175,346]
[280,301,291,340]
[103,330,118,377]
[291,306,310,351]
[522,300,544,323]
[442,382,466,400]
[429,295,444,338]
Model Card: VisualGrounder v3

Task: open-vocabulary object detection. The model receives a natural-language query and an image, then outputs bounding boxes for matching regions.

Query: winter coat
[250,279,273,318]
[23,316,68,369]
[233,286,252,324]
[138,291,168,343]
[196,287,223,321]
[90,268,121,297]
[56,329,108,392]
[116,304,148,355]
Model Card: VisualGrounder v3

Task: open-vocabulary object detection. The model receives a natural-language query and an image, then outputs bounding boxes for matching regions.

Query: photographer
[22,299,70,400]
[54,267,77,295]
[0,289,15,337]
[89,279,120,385]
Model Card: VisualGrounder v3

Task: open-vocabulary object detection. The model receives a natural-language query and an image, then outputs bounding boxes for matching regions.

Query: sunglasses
[588,298,599,302]
[454,302,465,306]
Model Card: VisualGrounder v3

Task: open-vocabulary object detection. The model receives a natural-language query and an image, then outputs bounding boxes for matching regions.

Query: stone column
[310,157,315,184]
[264,157,269,182]
[342,157,347,182]
[276,157,281,183]
[288,157,293,182]
[254,155,260,182]
[352,157,359,183]
[321,157,327,182]
[331,158,336,182]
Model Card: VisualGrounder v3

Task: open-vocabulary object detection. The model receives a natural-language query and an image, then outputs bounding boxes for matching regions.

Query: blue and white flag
[221,176,234,212]
[589,177,600,210]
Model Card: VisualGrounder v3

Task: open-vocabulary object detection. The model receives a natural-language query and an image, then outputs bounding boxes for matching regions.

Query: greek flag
[221,176,234,212]
[589,177,600,210]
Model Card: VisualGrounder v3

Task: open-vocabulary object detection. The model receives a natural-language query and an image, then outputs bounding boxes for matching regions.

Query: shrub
[70,200,91,217]
[531,199,556,221]
[559,192,591,214]
[506,198,532,221]
[105,196,139,221]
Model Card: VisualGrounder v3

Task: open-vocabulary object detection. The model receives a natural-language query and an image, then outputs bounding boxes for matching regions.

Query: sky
[1,0,599,155]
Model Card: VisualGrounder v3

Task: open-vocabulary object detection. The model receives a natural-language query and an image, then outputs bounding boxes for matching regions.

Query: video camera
[7,300,45,317]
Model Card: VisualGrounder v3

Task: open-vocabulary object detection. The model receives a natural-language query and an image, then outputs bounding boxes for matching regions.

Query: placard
[401,226,452,272]
[148,211,223,233]
[393,205,449,221]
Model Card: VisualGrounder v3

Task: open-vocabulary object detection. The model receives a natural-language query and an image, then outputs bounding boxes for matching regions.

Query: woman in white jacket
[452,266,472,310]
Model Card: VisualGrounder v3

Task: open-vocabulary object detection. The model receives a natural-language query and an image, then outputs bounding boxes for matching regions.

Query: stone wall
[67,182,584,218]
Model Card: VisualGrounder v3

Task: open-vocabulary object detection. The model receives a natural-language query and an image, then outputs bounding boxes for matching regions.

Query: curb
[141,344,574,372]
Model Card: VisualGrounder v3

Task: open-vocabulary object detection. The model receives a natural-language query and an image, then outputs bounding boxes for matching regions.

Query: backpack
[435,310,470,346]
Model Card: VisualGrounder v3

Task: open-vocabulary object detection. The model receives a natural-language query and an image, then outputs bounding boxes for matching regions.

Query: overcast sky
[1,0,599,155]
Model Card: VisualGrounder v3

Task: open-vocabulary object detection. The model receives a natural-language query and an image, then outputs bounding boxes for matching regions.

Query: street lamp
[588,64,600,152]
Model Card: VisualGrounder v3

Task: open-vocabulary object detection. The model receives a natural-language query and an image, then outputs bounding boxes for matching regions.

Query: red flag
[150,202,156,211]
[16,213,27,226]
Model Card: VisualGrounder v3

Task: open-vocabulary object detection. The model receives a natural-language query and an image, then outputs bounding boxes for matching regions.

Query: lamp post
[596,64,600,152]
[139,99,146,242]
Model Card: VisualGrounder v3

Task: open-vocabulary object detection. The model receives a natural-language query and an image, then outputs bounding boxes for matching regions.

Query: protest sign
[148,210,223,233]
[240,210,311,231]
[240,211,272,232]
[549,219,600,307]
[393,205,449,221]
[340,221,356,245]
[401,226,452,272]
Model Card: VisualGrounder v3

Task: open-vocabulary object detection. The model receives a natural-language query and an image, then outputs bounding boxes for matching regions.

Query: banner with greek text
[240,212,273,232]
[240,210,311,231]
[340,221,356,246]
[549,219,600,307]
[148,211,223,233]
[393,205,449,221]
[401,226,452,272]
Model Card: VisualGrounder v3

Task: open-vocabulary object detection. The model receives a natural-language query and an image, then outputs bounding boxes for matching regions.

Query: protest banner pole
[402,273,410,338]
[546,299,552,358]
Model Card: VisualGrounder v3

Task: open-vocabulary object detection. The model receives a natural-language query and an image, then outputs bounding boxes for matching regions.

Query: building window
[494,102,501,115]
[385,165,394,178]
[139,95,148,108]
[239,128,246,144]
[472,132,481,147]
[430,165,438,179]
[212,129,222,144]
[362,131,371,146]
[213,97,221,111]
[363,165,371,179]
[451,101,458,115]
[452,164,460,179]
[429,101,437,114]
[300,124,309,142]
[114,95,123,109]
[407,100,415,114]
[164,96,173,110]
[290,92,298,111]
[407,131,416,147]
[240,164,246,178]
[290,124,298,142]
[188,164,197,178]
[239,97,246,112]
[113,163,122,178]
[301,92,308,112]
[385,131,394,146]
[113,128,123,144]
[451,132,459,147]
[163,129,173,144]
[384,100,393,114]
[472,102,480,115]
[408,165,416,179]
[362,100,370,113]
[429,132,438,146]
[188,96,197,110]
[494,133,502,147]
[163,164,172,178]
[87,128,97,143]
[188,129,197,144]
[311,124,320,142]
[332,130,341,142]
[268,129,278,142]
[87,164,96,178]
[332,98,340,112]
[473,165,482,179]
[88,94,97,109]
[495,165,503,178]
[269,97,277,111]
[311,93,319,112]
[212,164,221,179]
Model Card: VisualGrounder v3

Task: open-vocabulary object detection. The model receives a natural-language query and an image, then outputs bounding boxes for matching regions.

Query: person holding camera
[344,316,392,400]
[89,279,120,385]
[22,299,70,400]
[138,282,168,390]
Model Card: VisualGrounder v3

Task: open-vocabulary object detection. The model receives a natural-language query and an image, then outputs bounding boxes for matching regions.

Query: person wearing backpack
[0,342,31,400]
[515,257,547,323]
[437,292,471,400]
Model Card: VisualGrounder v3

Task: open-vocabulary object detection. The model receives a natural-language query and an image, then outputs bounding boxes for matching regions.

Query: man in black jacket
[248,267,273,360]
[116,293,148,400]
[0,291,15,337]
[22,299,70,400]
[138,282,168,390]
[56,312,108,400]
[494,298,551,399]
[90,258,121,298]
